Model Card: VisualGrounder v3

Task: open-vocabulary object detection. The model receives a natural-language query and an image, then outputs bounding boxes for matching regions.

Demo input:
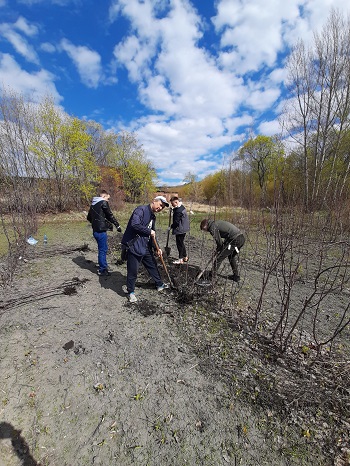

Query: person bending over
[200,218,245,282]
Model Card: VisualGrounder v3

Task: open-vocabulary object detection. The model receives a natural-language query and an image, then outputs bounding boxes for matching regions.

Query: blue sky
[0,0,349,186]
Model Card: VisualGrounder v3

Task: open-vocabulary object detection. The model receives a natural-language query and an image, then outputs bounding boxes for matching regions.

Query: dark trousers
[126,248,163,293]
[216,234,245,275]
[175,234,187,259]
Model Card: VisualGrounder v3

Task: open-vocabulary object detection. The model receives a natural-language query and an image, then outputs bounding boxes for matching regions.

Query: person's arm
[171,211,180,230]
[130,207,153,236]
[102,201,122,231]
[208,223,223,249]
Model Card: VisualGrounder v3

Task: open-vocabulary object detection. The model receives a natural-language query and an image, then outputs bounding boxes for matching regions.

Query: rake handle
[195,250,219,281]
[152,236,174,287]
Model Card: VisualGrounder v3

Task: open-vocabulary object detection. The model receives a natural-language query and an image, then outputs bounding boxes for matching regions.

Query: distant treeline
[0,89,156,213]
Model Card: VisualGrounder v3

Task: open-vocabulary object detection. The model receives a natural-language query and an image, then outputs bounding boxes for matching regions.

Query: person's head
[170,196,179,208]
[151,196,169,212]
[99,189,110,201]
[200,218,209,231]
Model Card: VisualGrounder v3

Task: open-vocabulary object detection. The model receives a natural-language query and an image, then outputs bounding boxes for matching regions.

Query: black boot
[228,274,240,282]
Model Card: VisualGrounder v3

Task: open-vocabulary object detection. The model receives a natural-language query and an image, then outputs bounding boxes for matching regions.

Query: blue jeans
[93,231,108,272]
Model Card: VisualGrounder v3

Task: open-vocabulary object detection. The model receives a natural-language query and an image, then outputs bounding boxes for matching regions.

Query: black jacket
[207,219,242,249]
[87,197,120,233]
[171,204,190,235]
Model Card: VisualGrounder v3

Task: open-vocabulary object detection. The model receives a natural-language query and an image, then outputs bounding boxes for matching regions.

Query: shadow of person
[72,255,127,297]
[0,422,39,466]
[72,255,97,274]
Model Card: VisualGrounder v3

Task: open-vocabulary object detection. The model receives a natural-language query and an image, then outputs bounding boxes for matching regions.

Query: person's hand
[167,226,171,232]
[150,229,156,237]
[157,248,163,257]
[117,226,122,233]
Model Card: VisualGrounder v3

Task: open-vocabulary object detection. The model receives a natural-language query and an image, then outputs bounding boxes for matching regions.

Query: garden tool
[164,208,172,257]
[152,236,176,289]
[194,250,219,285]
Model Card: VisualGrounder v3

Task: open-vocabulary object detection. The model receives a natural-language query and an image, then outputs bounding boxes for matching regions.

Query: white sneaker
[128,292,137,303]
[157,283,169,292]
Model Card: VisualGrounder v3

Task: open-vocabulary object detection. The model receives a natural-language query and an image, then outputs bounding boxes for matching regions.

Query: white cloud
[0,53,62,103]
[110,0,350,183]
[114,34,157,82]
[14,16,39,36]
[245,82,281,113]
[40,42,56,53]
[126,113,234,183]
[60,38,102,88]
[258,119,282,136]
[109,1,121,22]
[0,17,39,64]
[213,0,350,74]
[110,0,267,179]
[113,0,247,123]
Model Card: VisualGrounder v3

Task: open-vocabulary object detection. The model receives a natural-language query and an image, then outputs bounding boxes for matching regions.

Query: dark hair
[200,218,209,230]
[170,196,179,202]
[99,189,109,196]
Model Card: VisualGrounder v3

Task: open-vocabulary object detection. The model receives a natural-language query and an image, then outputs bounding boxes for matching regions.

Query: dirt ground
[0,223,349,466]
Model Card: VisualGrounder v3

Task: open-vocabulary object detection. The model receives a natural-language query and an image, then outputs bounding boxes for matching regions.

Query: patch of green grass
[0,203,212,255]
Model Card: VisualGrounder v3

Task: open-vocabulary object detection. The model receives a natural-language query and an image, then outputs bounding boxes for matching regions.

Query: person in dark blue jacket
[121,196,169,302]
[87,189,122,276]
[169,196,190,264]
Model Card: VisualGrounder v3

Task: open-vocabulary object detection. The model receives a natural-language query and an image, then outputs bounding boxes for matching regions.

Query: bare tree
[283,9,350,210]
[0,88,40,285]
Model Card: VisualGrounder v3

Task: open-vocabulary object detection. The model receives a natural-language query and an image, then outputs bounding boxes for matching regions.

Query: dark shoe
[228,274,240,282]
[98,270,111,276]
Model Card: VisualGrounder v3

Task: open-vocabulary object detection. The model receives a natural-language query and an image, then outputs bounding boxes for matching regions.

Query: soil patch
[0,227,349,465]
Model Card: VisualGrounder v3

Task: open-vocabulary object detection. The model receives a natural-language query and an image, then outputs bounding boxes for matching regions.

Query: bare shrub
[248,202,350,354]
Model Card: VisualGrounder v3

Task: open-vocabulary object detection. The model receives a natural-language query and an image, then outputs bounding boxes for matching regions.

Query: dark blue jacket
[121,204,156,256]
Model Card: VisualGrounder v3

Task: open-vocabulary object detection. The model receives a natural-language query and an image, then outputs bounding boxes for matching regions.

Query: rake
[152,236,176,288]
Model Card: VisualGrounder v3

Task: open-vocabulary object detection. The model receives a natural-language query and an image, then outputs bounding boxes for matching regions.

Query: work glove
[117,226,122,233]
